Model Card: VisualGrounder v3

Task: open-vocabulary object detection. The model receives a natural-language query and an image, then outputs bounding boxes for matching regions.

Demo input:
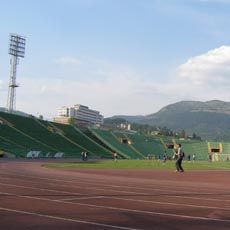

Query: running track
[1,159,230,229]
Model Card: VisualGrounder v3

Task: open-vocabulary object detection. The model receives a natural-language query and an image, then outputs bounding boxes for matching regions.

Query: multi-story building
[54,104,103,125]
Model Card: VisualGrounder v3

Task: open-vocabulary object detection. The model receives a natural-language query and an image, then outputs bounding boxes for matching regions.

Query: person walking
[81,152,85,161]
[175,144,184,172]
[162,152,167,164]
[192,153,196,163]
[84,152,88,161]
[113,152,118,162]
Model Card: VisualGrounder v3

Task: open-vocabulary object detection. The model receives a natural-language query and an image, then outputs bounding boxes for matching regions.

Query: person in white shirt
[175,144,184,172]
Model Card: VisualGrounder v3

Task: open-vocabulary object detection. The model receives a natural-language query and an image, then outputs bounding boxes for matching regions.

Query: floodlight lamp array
[8,34,26,58]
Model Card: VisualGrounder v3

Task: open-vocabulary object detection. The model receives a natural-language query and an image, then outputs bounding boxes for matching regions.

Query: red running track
[0,159,230,230]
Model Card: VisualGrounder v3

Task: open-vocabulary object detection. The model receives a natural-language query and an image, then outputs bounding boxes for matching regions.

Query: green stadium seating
[0,135,27,157]
[0,112,83,157]
[0,111,221,161]
[90,128,145,159]
[125,133,166,158]
[49,122,113,158]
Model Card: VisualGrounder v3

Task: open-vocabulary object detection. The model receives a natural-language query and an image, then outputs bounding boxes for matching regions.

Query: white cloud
[15,74,154,119]
[2,46,230,119]
[177,46,230,86]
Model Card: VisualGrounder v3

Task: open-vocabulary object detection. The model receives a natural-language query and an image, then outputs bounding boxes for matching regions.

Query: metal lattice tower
[7,34,26,112]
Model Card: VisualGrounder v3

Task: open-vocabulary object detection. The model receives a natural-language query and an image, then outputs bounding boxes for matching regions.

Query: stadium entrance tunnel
[120,138,131,145]
[211,148,220,153]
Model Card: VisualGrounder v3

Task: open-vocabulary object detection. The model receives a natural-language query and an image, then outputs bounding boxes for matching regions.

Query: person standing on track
[175,143,184,172]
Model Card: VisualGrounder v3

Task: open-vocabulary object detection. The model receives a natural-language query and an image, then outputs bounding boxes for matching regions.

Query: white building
[118,123,131,130]
[55,104,103,125]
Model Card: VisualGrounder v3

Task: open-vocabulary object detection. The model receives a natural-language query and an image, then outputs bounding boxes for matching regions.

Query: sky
[1,0,230,119]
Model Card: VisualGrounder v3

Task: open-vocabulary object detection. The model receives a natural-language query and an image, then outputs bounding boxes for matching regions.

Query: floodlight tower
[7,34,26,112]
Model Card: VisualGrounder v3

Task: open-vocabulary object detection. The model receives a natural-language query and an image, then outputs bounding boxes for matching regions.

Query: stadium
[1,99,230,229]
[1,3,230,229]
[1,108,230,161]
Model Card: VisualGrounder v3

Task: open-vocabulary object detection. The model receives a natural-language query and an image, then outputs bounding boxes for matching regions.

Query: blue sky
[1,0,230,119]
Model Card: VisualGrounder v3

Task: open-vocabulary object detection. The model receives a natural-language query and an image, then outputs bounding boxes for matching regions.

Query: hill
[106,100,230,141]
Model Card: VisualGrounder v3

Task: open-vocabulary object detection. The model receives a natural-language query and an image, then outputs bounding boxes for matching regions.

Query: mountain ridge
[106,100,230,141]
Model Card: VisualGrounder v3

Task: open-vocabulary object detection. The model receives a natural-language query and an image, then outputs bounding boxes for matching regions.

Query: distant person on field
[187,154,191,162]
[175,144,184,172]
[84,152,88,161]
[158,154,161,161]
[192,153,196,163]
[162,152,167,164]
[81,152,85,161]
[113,152,118,162]
[208,154,212,162]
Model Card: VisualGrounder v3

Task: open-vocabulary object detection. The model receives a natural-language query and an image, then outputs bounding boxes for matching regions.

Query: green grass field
[44,159,230,170]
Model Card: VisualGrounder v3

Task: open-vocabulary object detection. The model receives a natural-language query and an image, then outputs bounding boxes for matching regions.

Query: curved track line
[0,207,139,230]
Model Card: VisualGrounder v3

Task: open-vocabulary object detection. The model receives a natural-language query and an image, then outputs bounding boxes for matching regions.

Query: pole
[7,55,18,112]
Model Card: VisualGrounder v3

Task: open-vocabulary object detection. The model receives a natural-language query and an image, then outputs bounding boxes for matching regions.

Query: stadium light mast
[7,33,26,112]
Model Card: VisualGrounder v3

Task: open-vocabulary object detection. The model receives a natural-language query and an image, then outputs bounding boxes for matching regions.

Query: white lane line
[0,180,151,197]
[0,179,229,211]
[166,194,230,203]
[3,168,228,195]
[207,165,230,170]
[0,175,175,197]
[2,186,230,224]
[1,180,229,211]
[0,181,82,196]
[2,169,230,204]
[0,172,218,197]
[101,196,230,211]
[59,196,105,201]
[0,206,139,230]
[1,191,230,224]
[0,172,230,205]
[0,171,212,194]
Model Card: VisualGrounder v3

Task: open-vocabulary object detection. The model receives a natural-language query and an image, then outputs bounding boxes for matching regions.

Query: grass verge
[44,160,230,170]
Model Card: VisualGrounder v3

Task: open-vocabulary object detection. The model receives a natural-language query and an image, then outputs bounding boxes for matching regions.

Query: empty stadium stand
[0,111,219,160]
